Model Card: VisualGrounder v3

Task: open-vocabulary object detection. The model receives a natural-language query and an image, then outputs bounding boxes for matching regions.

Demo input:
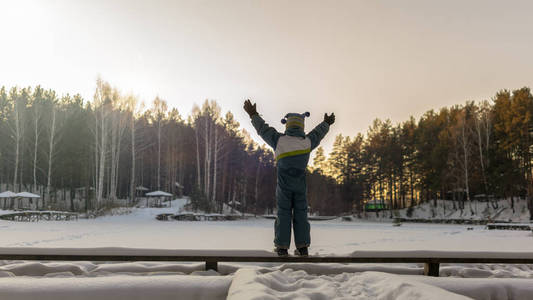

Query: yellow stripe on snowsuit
[274,135,312,161]
[275,148,311,161]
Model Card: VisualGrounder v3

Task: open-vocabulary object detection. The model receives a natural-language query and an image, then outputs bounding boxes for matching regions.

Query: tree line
[308,87,533,219]
[0,79,276,214]
[1,81,532,219]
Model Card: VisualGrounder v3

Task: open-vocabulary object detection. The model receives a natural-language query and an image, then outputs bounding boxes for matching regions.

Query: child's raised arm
[307,113,335,150]
[244,99,282,149]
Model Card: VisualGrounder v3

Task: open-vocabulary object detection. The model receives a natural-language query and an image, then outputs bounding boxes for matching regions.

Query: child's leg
[274,186,293,249]
[292,191,310,248]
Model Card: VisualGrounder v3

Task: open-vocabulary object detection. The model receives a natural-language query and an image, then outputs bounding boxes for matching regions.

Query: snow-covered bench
[1,247,533,277]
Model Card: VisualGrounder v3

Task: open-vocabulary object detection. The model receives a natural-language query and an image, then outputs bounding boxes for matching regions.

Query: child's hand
[324,113,335,125]
[244,99,258,117]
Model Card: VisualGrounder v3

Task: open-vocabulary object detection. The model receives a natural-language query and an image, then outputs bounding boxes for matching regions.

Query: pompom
[281,119,287,124]
[304,112,310,117]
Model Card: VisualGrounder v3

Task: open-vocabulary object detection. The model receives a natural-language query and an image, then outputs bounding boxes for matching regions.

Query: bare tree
[32,96,42,191]
[204,104,211,200]
[127,95,140,206]
[151,97,168,190]
[457,110,474,215]
[93,78,112,208]
[253,150,262,216]
[45,93,64,208]
[10,89,24,199]
[475,101,492,207]
[109,89,128,202]
[193,106,202,191]
[211,121,227,208]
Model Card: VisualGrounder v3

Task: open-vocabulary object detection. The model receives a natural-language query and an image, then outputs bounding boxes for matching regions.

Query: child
[244,99,334,256]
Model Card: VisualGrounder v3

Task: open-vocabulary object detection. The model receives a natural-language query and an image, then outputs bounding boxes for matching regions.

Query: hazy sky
[1,0,533,151]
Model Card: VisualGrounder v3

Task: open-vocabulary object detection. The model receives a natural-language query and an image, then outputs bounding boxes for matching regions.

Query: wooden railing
[1,248,532,277]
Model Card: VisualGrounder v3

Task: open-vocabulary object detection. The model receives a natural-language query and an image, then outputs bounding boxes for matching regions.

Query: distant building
[364,199,388,212]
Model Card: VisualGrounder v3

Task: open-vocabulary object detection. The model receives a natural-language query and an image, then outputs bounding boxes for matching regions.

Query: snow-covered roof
[146,191,173,197]
[16,192,41,198]
[474,194,495,198]
[0,191,17,198]
[365,199,386,204]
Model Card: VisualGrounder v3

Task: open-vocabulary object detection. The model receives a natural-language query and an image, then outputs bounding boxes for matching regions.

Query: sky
[1,0,533,153]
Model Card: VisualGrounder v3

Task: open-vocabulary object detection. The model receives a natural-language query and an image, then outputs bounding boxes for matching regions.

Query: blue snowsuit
[251,114,330,249]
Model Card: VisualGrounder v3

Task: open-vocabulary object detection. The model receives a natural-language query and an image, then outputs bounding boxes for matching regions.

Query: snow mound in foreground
[413,276,533,300]
[227,269,471,300]
[0,274,231,300]
[2,264,533,300]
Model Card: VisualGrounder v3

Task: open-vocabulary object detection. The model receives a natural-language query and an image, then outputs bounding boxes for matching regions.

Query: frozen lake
[1,205,532,254]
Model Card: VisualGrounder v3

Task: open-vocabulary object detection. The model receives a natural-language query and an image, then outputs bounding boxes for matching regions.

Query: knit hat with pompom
[281,112,310,130]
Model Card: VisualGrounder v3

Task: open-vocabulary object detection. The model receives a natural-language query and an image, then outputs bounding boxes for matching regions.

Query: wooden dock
[0,211,78,222]
[1,248,533,277]
[156,213,245,221]
[486,223,532,231]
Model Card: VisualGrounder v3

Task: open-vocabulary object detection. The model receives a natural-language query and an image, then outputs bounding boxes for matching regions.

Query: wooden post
[424,262,440,277]
[205,260,218,272]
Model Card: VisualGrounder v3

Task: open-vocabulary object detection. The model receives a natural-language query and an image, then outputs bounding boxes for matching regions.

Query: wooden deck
[1,248,533,277]
[0,211,78,222]
[486,223,532,231]
[156,213,246,221]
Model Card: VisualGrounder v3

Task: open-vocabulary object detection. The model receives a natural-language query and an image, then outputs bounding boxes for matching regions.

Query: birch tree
[193,105,202,191]
[93,78,112,208]
[456,109,475,215]
[127,95,141,205]
[211,120,228,208]
[46,100,57,204]
[31,88,44,191]
[10,88,23,197]
[151,97,168,190]
[475,101,492,207]
[109,89,128,202]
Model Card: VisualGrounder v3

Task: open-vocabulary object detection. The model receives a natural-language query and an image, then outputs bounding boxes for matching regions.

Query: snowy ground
[362,198,531,222]
[1,199,533,299]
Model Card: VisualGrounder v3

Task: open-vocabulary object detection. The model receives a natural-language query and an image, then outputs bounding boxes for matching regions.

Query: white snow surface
[227,269,471,300]
[369,198,531,222]
[1,198,533,299]
[0,273,232,300]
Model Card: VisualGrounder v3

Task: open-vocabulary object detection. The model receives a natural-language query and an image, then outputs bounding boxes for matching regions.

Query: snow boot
[294,247,308,257]
[275,247,289,257]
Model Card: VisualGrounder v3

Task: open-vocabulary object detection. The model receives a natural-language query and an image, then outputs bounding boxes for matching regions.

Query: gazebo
[0,191,17,210]
[145,191,173,208]
[15,192,41,210]
[136,186,149,197]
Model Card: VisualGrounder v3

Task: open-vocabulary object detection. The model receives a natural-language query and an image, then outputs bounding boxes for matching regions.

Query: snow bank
[347,250,533,259]
[0,260,208,277]
[0,274,231,300]
[227,269,471,300]
[0,261,89,276]
[2,265,532,300]
[2,260,533,300]
[0,246,276,257]
[411,276,533,300]
[276,262,423,276]
[388,198,530,222]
